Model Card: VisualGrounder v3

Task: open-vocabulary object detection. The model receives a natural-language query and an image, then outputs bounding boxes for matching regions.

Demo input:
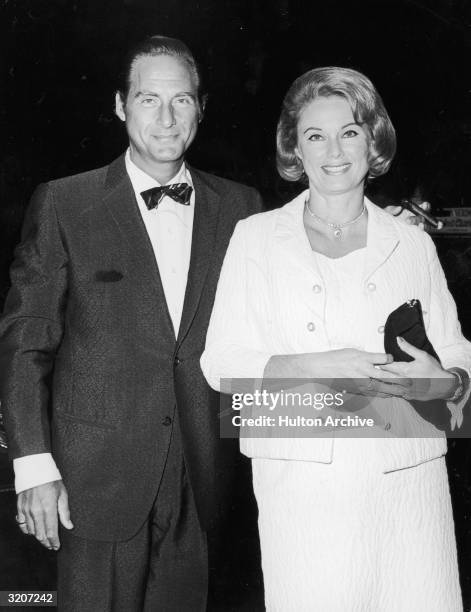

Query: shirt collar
[124,149,193,196]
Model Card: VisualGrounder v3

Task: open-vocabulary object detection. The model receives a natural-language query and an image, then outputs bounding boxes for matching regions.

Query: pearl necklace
[305,199,366,239]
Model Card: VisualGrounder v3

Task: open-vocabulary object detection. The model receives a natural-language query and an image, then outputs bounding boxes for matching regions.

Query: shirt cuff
[13,453,62,494]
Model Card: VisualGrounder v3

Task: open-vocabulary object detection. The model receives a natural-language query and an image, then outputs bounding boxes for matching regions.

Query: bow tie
[141,183,193,210]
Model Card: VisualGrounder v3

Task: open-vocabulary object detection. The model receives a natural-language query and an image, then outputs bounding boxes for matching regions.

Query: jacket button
[384,422,391,431]
[367,282,376,292]
[312,284,322,293]
[162,416,172,426]
[174,357,181,366]
[377,325,385,334]
[307,322,316,332]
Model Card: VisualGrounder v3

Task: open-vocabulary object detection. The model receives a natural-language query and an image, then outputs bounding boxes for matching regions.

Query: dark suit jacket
[0,155,263,541]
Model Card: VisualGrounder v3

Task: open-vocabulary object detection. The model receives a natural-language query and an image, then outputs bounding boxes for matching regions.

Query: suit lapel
[273,189,325,282]
[363,198,400,282]
[177,168,221,346]
[102,155,175,342]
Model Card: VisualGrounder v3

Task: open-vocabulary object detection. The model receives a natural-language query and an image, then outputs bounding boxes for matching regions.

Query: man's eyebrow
[134,91,158,98]
[134,91,196,98]
[173,91,197,98]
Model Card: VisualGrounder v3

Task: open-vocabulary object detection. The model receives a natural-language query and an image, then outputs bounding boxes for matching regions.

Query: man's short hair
[276,66,396,183]
[117,35,207,112]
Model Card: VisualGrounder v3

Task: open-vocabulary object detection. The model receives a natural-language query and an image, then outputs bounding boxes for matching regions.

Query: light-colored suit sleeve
[424,233,471,427]
[425,233,471,371]
[14,453,62,493]
[201,220,272,391]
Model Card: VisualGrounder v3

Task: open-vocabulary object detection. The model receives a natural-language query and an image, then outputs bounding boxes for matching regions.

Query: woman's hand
[307,348,411,398]
[265,349,414,398]
[309,348,392,379]
[378,336,457,401]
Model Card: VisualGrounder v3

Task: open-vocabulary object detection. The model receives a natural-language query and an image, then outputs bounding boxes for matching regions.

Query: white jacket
[201,191,471,471]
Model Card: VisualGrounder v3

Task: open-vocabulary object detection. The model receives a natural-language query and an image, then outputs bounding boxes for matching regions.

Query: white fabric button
[307,322,316,332]
[377,325,385,334]
[312,284,322,293]
[367,282,376,292]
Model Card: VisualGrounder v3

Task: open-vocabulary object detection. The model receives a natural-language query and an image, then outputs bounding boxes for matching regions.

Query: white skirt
[252,439,462,612]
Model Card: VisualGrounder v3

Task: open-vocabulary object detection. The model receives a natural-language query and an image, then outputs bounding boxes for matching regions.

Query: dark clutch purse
[384,299,449,432]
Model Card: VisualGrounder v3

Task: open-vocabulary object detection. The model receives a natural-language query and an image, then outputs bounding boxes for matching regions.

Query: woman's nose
[327,137,342,158]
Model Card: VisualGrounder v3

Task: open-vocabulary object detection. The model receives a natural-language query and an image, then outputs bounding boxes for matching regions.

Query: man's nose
[157,102,175,128]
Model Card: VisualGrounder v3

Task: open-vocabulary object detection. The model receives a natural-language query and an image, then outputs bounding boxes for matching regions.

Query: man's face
[115,54,200,180]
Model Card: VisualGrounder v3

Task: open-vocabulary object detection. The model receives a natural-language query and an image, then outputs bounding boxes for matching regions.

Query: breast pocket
[93,270,124,283]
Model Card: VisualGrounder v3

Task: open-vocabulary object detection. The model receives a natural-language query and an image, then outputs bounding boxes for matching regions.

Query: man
[0,35,262,611]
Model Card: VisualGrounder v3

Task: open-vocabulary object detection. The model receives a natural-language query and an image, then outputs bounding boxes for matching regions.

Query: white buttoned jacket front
[201,191,471,472]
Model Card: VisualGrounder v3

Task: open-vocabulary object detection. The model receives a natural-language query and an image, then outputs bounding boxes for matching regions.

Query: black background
[1,0,470,609]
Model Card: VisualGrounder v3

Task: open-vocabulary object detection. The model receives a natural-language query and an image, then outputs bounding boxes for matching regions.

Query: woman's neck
[306,185,364,225]
[303,184,368,256]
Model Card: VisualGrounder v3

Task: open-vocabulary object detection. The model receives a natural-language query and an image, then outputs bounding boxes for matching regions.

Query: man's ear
[115,92,126,122]
[198,94,208,123]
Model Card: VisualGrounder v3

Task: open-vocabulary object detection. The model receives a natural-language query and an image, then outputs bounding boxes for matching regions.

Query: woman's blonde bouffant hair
[276,66,396,183]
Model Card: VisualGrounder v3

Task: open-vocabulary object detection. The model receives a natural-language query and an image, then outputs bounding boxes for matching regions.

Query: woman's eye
[307,133,323,141]
[343,129,359,138]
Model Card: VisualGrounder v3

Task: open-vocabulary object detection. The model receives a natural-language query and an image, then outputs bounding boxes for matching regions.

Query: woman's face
[295,95,370,197]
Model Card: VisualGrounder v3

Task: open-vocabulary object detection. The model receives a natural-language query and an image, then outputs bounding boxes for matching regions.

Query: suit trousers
[57,413,208,612]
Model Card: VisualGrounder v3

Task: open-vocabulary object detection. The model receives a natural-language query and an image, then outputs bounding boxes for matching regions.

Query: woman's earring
[296,157,305,174]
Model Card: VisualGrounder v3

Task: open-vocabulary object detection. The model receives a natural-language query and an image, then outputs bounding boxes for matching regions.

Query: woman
[201,67,470,611]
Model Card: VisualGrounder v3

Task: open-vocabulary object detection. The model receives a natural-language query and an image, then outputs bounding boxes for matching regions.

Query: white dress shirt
[125,150,195,335]
[14,151,194,493]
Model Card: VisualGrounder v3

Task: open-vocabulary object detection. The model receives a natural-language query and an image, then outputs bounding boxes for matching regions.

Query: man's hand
[384,201,431,230]
[16,480,73,550]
